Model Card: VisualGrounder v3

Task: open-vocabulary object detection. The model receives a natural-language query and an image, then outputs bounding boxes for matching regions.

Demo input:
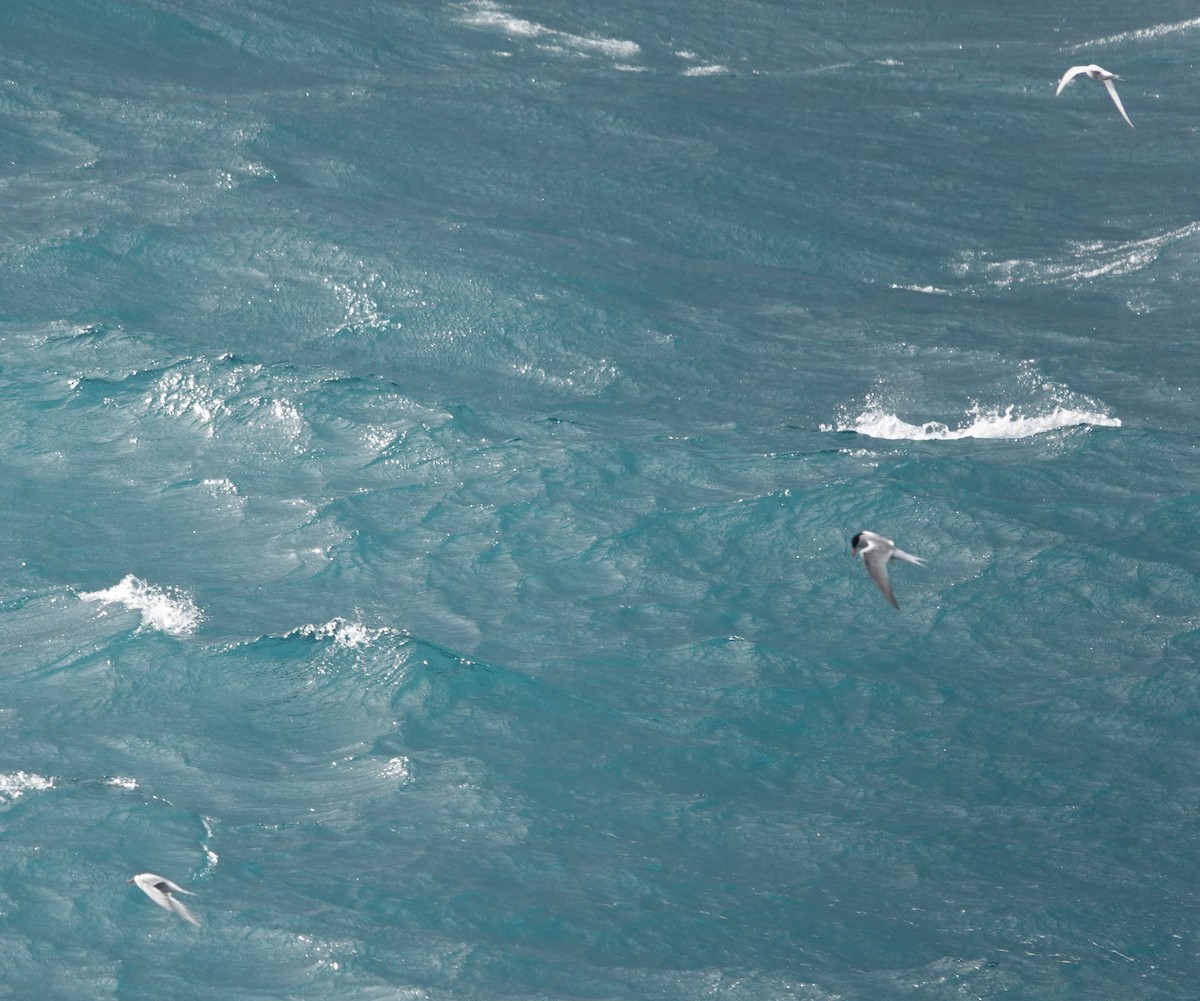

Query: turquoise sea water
[3,2,1200,998]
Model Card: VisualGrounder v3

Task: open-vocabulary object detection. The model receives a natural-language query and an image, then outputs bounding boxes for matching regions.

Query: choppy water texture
[3,2,1200,999]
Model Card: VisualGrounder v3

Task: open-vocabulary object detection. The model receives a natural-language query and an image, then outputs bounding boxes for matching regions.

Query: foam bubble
[81,575,203,637]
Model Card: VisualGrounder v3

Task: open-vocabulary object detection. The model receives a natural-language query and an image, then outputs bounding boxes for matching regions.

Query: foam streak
[1070,17,1200,50]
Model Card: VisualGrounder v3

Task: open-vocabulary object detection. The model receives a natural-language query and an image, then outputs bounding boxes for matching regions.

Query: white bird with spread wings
[1055,64,1134,129]
[850,531,926,609]
[127,872,201,927]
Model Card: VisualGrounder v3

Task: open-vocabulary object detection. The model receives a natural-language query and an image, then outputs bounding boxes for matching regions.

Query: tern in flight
[850,531,926,609]
[1055,64,1133,128]
[127,872,200,927]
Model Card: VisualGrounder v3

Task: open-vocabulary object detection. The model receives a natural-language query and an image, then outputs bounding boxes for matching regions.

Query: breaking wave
[825,402,1122,440]
[292,617,400,649]
[80,575,203,637]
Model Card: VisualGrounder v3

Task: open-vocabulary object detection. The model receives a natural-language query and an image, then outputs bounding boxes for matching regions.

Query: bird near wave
[127,872,200,927]
[1055,64,1133,128]
[850,531,926,609]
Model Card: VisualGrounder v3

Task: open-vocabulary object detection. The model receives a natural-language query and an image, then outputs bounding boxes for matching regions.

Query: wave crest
[825,402,1121,440]
[293,618,399,649]
[80,575,203,637]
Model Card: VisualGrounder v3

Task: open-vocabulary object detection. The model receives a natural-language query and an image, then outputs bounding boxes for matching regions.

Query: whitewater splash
[294,618,399,649]
[80,575,203,637]
[459,1,641,61]
[0,771,54,804]
[823,402,1121,441]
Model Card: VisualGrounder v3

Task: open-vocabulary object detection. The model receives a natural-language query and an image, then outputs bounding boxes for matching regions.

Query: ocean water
[2,1,1200,998]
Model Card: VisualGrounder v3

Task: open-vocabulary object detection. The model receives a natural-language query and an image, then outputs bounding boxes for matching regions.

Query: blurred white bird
[1055,64,1133,128]
[850,531,926,609]
[127,872,200,927]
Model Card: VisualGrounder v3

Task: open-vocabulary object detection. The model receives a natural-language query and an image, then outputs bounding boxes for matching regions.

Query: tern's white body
[128,872,200,927]
[1055,64,1133,128]
[850,531,925,609]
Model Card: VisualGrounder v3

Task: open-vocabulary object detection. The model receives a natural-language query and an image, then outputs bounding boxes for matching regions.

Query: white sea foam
[459,1,641,61]
[823,402,1121,440]
[147,360,307,448]
[202,477,239,497]
[0,771,54,803]
[81,575,203,637]
[889,283,950,295]
[151,369,223,427]
[960,221,1200,289]
[674,49,731,77]
[296,618,396,649]
[200,816,220,876]
[380,756,411,783]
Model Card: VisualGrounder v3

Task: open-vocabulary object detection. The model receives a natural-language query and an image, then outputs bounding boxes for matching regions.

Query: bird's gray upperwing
[863,552,899,608]
[167,896,201,927]
[1102,78,1134,128]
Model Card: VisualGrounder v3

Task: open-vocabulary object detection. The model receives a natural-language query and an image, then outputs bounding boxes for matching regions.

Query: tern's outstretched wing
[165,895,201,927]
[862,552,899,609]
[152,877,194,896]
[1102,77,1134,128]
[1055,65,1088,96]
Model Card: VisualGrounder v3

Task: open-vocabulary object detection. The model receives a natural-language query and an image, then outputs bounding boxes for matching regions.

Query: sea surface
[2,2,1200,999]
